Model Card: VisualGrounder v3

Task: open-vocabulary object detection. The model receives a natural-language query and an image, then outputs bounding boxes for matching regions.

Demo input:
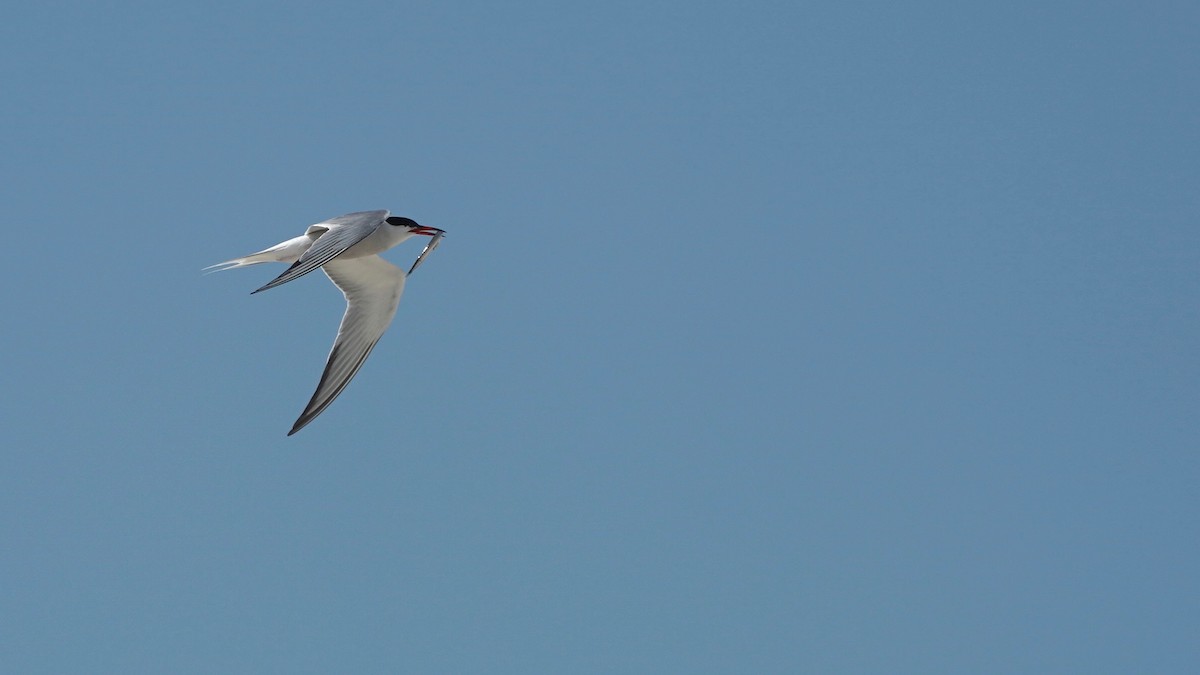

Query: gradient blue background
[2,1,1197,672]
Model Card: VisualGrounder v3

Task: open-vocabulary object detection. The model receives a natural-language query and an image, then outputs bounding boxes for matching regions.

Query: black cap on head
[386,216,420,228]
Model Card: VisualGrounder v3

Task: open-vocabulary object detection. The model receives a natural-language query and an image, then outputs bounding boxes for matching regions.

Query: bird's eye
[386,216,418,228]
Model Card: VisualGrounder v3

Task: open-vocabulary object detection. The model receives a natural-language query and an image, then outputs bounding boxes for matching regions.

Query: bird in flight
[206,210,445,435]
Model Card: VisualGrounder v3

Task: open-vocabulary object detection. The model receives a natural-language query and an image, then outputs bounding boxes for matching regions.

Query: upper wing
[252,210,389,294]
[287,255,407,435]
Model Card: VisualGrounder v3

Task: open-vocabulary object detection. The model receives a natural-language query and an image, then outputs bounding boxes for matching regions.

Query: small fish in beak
[408,229,445,276]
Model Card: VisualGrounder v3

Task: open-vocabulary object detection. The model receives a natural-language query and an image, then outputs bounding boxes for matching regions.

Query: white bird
[206,210,445,435]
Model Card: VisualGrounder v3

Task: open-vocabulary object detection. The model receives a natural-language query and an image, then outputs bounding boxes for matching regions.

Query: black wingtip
[287,411,312,436]
[252,258,307,295]
[286,416,308,436]
[251,277,282,295]
[287,416,314,436]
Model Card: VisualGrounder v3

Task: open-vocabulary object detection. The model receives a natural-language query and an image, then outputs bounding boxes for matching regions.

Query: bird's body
[206,210,444,435]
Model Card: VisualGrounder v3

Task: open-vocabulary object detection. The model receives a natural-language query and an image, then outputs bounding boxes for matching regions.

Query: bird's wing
[287,254,407,435]
[252,210,389,294]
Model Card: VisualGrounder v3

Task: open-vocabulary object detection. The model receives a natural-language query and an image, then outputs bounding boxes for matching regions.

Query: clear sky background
[2,1,1197,672]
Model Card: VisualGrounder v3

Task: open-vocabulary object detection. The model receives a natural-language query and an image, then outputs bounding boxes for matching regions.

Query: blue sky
[2,1,1197,672]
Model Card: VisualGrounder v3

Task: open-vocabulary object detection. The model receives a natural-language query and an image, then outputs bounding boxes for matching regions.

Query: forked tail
[202,253,278,274]
[202,234,314,274]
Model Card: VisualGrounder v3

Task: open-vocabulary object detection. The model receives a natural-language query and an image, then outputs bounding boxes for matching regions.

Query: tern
[206,210,445,435]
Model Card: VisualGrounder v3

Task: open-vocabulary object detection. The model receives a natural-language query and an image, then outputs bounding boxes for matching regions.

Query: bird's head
[386,216,444,238]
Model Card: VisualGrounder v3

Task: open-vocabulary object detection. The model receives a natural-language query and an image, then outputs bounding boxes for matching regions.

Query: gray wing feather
[287,255,406,435]
[253,210,389,294]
